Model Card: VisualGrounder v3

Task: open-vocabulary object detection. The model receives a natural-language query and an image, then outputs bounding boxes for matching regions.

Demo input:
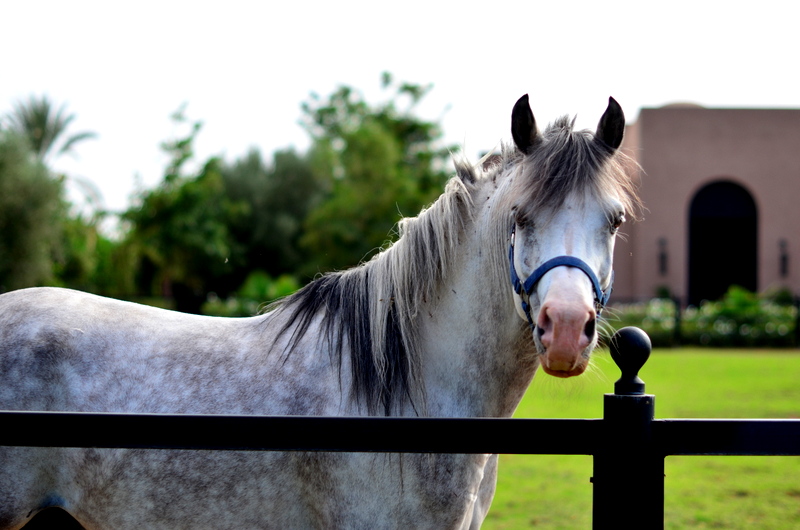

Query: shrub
[606,297,680,347]
[202,271,300,317]
[605,286,798,348]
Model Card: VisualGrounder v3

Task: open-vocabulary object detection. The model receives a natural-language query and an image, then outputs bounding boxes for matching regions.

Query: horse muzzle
[533,296,596,377]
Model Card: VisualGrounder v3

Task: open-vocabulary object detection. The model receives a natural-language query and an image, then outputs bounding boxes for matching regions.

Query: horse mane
[270,172,477,416]
[270,116,641,417]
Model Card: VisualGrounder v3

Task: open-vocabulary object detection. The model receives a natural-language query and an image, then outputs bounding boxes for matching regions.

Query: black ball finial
[609,327,652,395]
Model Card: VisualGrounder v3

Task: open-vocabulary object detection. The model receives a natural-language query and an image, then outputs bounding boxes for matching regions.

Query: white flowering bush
[605,297,681,347]
[605,287,797,347]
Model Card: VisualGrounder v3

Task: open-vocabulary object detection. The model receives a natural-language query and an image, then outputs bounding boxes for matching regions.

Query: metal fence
[2,327,799,529]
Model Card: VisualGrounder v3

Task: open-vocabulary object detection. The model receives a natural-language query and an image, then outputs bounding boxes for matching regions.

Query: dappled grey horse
[0,95,639,529]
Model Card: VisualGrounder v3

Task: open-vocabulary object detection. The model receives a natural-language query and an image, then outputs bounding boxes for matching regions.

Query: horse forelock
[501,116,642,223]
[272,173,477,416]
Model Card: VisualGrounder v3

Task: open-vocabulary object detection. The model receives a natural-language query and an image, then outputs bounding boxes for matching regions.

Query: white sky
[2,1,799,215]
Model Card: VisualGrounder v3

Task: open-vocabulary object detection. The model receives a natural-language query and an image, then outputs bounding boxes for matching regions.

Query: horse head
[507,94,633,378]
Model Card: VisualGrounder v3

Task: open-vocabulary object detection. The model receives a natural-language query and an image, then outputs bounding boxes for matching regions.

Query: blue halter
[508,225,613,330]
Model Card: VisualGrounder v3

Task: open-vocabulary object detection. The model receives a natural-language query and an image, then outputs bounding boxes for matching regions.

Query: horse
[0,94,640,529]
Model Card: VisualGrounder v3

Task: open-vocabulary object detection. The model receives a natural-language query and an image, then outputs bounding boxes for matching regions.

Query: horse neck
[417,183,539,419]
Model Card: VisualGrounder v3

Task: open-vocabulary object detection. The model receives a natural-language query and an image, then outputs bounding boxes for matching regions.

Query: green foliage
[766,286,795,306]
[0,130,65,290]
[682,286,796,347]
[5,94,96,162]
[50,215,137,297]
[202,270,300,317]
[123,108,247,312]
[0,95,114,295]
[51,215,104,290]
[220,148,321,282]
[608,286,798,347]
[299,73,454,274]
[607,297,681,347]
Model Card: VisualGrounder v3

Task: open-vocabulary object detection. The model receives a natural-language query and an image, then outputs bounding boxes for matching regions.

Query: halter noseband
[508,225,613,330]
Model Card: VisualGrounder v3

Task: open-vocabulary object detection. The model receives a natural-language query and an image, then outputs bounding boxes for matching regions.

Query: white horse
[0,95,639,529]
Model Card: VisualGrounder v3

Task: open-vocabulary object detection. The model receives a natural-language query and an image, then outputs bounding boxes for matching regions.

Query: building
[613,105,800,305]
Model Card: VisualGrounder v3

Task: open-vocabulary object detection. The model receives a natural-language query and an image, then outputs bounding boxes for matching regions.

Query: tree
[220,147,322,282]
[298,74,454,274]
[0,96,121,296]
[0,130,64,291]
[50,214,136,297]
[5,95,97,162]
[124,108,247,313]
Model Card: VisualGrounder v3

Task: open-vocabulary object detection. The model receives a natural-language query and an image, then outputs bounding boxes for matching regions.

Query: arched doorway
[688,180,757,305]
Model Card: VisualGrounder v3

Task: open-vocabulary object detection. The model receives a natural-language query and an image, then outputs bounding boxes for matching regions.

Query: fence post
[592,327,664,529]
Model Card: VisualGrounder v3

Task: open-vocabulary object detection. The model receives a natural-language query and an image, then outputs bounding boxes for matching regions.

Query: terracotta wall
[612,106,800,304]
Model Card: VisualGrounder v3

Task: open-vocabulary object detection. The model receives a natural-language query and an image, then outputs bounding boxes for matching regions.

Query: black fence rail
[2,327,799,529]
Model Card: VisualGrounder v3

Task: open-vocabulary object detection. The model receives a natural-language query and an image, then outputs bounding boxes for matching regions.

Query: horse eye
[610,214,625,233]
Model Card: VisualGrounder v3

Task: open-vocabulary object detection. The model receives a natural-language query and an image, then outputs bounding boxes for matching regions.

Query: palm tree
[5,95,97,162]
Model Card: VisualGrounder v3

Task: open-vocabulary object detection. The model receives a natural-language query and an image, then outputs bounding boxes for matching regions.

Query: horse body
[0,288,494,529]
[0,95,639,529]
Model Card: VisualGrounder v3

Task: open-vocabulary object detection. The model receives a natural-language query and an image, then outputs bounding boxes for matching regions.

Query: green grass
[484,348,800,529]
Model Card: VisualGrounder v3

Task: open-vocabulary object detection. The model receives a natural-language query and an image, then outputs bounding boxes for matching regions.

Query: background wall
[613,106,800,304]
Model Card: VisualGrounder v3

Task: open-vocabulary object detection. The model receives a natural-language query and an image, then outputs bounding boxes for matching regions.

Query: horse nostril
[583,318,596,339]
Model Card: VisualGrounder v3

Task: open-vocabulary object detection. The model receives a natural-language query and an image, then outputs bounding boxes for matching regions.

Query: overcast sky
[2,1,798,214]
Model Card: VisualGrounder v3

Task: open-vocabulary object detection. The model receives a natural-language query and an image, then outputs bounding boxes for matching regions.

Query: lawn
[483,348,800,529]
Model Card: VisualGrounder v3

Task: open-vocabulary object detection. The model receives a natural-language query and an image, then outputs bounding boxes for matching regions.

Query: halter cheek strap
[508,225,613,330]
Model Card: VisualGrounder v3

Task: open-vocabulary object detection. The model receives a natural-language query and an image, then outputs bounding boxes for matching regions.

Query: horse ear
[511,94,539,154]
[595,97,625,150]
